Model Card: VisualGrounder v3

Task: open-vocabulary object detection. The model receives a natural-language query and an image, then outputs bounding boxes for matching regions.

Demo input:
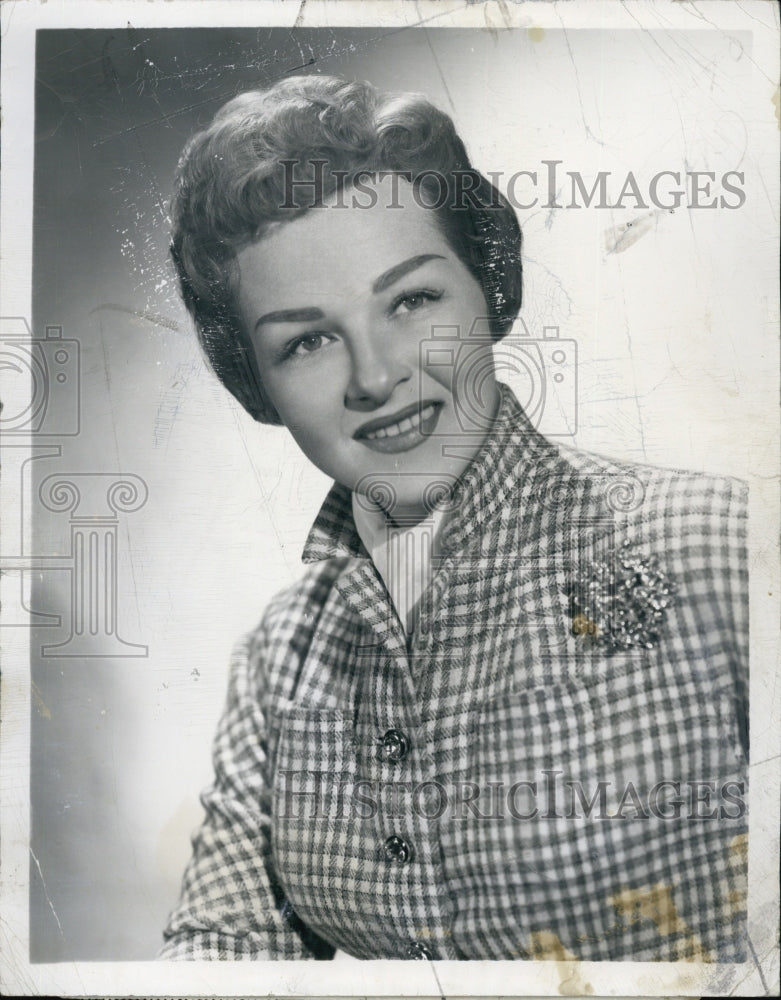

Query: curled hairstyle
[170,74,523,424]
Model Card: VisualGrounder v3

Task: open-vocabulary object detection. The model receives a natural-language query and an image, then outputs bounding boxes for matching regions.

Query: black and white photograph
[1,1,778,997]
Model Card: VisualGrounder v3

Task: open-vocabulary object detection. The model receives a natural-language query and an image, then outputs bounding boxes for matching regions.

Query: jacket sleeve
[674,471,749,758]
[158,627,335,960]
[722,476,749,758]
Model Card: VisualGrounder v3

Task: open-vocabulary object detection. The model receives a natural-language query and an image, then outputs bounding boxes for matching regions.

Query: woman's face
[235,177,500,521]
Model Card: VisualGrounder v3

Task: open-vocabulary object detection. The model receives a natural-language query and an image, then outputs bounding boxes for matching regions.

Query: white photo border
[1,1,779,996]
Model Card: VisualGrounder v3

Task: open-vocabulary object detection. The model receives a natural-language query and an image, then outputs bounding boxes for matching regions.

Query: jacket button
[379,728,409,763]
[383,835,413,864]
[405,941,433,959]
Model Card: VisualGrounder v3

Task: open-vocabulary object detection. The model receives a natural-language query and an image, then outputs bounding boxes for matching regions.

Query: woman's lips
[355,402,443,454]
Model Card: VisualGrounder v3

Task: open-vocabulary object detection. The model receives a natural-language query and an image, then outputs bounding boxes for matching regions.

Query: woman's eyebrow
[372,254,445,294]
[253,254,445,332]
[253,306,325,332]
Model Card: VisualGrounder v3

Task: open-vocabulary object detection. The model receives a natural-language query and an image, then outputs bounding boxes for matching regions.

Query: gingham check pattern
[160,384,748,961]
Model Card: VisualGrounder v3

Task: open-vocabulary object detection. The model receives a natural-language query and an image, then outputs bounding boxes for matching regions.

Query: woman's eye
[391,289,443,315]
[286,333,331,358]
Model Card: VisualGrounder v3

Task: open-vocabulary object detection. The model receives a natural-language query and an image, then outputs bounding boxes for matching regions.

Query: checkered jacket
[160,384,748,962]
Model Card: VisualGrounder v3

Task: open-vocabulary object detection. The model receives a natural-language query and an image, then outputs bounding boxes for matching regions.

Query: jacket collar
[301,382,564,565]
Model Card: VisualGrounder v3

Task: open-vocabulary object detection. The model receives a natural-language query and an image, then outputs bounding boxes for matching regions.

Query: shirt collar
[351,492,452,635]
[350,490,451,556]
[302,382,562,564]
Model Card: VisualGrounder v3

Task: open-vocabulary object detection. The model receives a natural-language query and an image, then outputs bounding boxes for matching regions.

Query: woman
[160,75,748,962]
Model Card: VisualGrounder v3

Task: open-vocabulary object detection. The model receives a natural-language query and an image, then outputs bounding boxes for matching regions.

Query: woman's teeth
[364,403,437,440]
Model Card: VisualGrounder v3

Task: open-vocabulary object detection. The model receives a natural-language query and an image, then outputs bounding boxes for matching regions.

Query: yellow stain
[729,832,748,863]
[726,833,748,914]
[727,888,748,912]
[572,613,599,637]
[528,26,545,43]
[609,883,714,962]
[528,930,578,961]
[527,931,593,995]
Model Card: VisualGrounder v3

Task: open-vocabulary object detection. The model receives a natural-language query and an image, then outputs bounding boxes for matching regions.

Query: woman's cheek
[272,359,343,427]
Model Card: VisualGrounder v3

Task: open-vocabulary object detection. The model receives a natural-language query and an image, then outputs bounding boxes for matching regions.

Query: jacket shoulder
[551,445,748,662]
[554,443,748,536]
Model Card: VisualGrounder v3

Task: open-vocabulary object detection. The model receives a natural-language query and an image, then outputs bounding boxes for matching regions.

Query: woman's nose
[344,335,412,410]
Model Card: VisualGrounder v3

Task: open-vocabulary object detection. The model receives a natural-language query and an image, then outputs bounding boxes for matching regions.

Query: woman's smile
[354,400,443,452]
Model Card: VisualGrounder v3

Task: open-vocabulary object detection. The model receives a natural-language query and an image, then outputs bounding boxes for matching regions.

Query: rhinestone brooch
[567,539,676,653]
